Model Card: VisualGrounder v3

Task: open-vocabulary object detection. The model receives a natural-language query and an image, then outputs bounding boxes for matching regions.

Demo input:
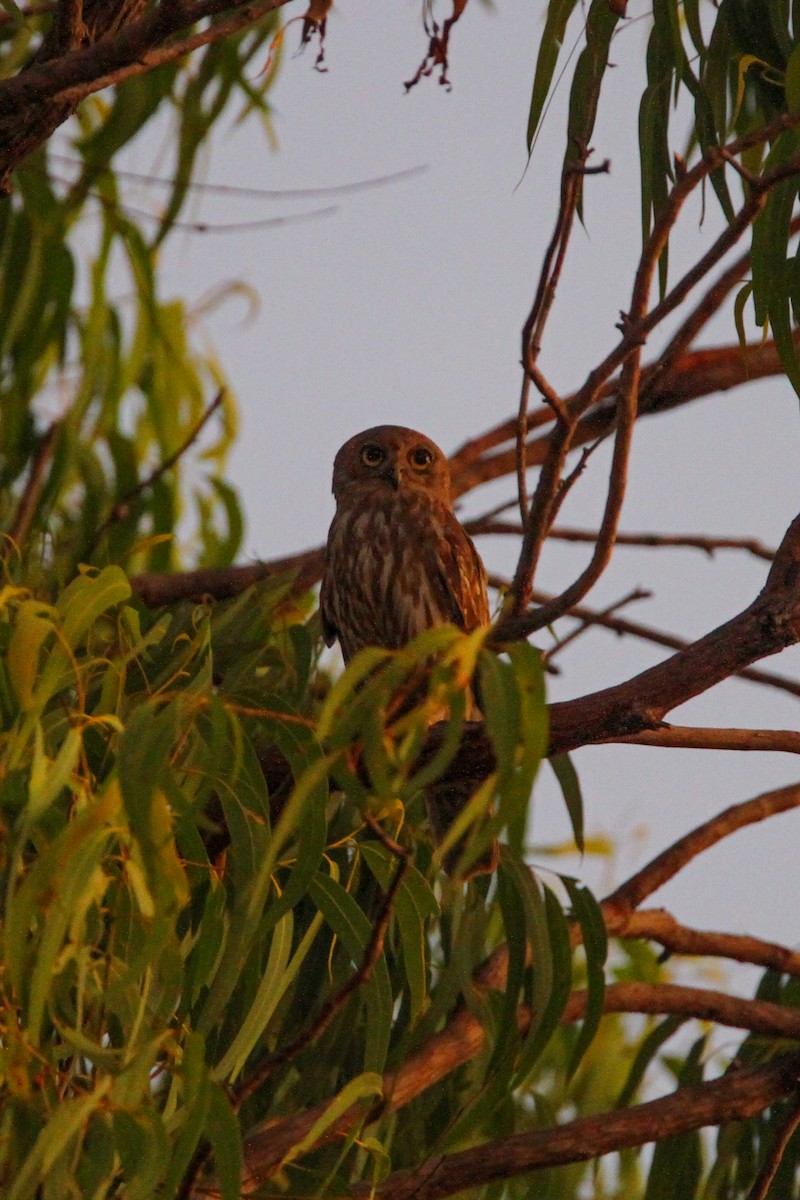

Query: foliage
[0,9,283,582]
[529,0,800,385]
[0,566,607,1198]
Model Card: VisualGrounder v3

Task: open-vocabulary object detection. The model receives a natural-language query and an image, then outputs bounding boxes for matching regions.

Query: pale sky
[117,0,800,960]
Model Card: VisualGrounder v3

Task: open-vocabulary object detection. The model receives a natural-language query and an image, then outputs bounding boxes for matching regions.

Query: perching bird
[320,424,497,875]
[320,425,489,662]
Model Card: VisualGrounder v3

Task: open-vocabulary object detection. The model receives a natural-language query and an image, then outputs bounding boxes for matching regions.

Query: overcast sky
[116,0,800,965]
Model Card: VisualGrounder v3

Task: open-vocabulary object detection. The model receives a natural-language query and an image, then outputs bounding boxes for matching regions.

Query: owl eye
[410,446,433,470]
[361,445,385,467]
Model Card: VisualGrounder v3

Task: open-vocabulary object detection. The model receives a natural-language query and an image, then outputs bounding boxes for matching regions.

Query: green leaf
[643,1038,705,1199]
[27,725,82,823]
[160,1035,213,1195]
[564,0,620,180]
[9,787,117,1044]
[7,1078,113,1200]
[206,1086,243,1200]
[785,41,800,112]
[6,600,56,711]
[57,565,132,647]
[498,850,572,1084]
[112,1110,170,1200]
[549,753,584,854]
[563,876,607,1080]
[615,1014,687,1109]
[279,1072,383,1167]
[309,871,393,1073]
[526,0,582,152]
[478,650,519,782]
[212,910,294,1082]
[117,701,189,913]
[733,280,754,350]
[360,841,438,1022]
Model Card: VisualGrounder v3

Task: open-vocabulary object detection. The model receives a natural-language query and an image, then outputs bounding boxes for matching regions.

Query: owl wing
[319,511,342,648]
[319,556,339,647]
[425,506,490,633]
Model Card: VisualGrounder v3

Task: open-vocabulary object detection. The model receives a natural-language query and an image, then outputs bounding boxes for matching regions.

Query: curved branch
[614,909,800,977]
[604,782,800,914]
[543,511,800,750]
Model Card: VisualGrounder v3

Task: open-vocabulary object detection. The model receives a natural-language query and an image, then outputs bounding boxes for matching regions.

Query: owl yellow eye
[361,445,384,467]
[410,446,433,470]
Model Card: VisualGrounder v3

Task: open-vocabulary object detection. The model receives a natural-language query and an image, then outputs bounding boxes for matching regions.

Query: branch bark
[357,1052,800,1200]
[0,0,290,190]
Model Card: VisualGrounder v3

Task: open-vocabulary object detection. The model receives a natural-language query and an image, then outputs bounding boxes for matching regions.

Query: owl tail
[424,779,499,880]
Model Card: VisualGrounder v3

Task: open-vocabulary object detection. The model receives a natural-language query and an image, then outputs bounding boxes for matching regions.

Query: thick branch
[359,1052,800,1200]
[0,0,290,189]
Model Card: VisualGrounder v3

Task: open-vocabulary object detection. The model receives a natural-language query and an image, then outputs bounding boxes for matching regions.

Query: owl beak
[383,465,403,490]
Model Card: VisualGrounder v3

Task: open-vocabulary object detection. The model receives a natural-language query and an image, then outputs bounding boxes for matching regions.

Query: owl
[320,425,497,876]
[320,425,489,662]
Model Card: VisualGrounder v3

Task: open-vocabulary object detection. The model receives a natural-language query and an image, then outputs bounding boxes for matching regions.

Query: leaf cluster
[0,7,282,582]
[0,561,631,1199]
[529,0,800,387]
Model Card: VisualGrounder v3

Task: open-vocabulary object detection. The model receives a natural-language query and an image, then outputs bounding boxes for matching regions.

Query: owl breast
[321,486,477,663]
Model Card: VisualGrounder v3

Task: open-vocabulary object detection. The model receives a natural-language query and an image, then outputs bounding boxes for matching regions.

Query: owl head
[331,425,452,504]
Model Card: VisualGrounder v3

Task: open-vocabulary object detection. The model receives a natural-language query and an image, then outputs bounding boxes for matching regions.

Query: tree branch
[747,1096,800,1200]
[612,726,800,753]
[230,780,800,1189]
[358,1052,800,1200]
[0,0,291,189]
[603,782,800,915]
[614,908,800,977]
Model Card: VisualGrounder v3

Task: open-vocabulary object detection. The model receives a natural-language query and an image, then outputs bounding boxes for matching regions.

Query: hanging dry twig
[405,0,469,92]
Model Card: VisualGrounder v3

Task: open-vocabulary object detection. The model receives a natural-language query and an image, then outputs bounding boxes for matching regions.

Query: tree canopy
[2,2,800,1198]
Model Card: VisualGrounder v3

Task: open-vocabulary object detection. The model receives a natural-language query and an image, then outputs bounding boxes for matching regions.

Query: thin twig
[604,783,800,915]
[612,726,800,753]
[46,170,338,233]
[515,372,531,524]
[747,1096,800,1200]
[507,410,577,615]
[9,422,59,548]
[45,155,428,200]
[544,587,651,663]
[468,519,777,562]
[88,389,226,554]
[510,152,600,609]
[233,846,408,1106]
